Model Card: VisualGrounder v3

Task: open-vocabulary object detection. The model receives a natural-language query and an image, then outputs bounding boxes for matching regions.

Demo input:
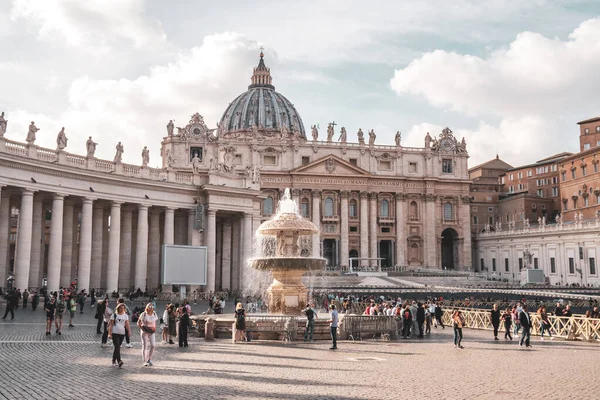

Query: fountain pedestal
[267,269,308,314]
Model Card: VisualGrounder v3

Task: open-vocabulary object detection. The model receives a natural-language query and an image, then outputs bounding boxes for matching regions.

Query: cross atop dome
[250,49,274,89]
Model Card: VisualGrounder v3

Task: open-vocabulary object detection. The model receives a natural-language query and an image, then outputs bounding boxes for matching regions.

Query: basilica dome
[218,52,306,139]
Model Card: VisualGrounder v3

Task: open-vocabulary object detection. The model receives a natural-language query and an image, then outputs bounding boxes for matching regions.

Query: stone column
[0,190,11,287]
[28,197,43,288]
[15,189,34,290]
[425,194,437,267]
[291,188,301,209]
[101,212,109,288]
[46,194,64,292]
[311,190,321,257]
[221,220,232,290]
[70,207,80,283]
[134,205,149,290]
[231,217,241,291]
[460,196,472,270]
[60,201,74,287]
[242,213,253,290]
[164,207,175,245]
[340,190,349,269]
[90,204,104,289]
[147,208,160,291]
[359,192,369,265]
[206,209,217,291]
[77,198,94,292]
[119,207,133,290]
[187,208,202,246]
[369,192,378,265]
[106,202,122,292]
[395,193,406,267]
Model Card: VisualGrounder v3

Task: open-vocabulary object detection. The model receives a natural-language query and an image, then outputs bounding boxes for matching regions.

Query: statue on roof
[357,128,365,145]
[395,131,401,147]
[0,112,7,137]
[114,142,124,163]
[338,127,347,143]
[425,132,432,149]
[368,129,376,145]
[327,123,334,142]
[141,146,149,167]
[167,120,174,136]
[26,121,39,144]
[56,127,67,151]
[311,125,318,141]
[86,136,97,157]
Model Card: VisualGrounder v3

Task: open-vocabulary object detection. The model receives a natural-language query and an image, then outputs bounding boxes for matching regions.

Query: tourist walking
[90,289,96,309]
[452,309,465,349]
[168,304,177,344]
[234,302,247,343]
[490,304,501,341]
[425,307,432,335]
[45,297,56,335]
[434,303,444,329]
[68,294,76,327]
[108,303,130,368]
[328,304,338,350]
[116,298,133,347]
[402,304,412,338]
[519,304,532,347]
[512,305,521,337]
[416,302,425,338]
[96,298,107,334]
[502,308,513,340]
[303,302,317,342]
[22,289,29,309]
[538,306,553,340]
[101,298,113,347]
[161,304,170,344]
[2,289,17,320]
[179,306,190,347]
[32,291,39,311]
[77,291,86,314]
[55,295,66,335]
[138,303,159,366]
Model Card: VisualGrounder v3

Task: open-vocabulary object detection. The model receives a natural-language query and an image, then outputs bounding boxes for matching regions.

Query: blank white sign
[162,245,207,285]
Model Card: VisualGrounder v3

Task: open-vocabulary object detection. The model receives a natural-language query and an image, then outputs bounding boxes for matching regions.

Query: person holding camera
[137,303,159,366]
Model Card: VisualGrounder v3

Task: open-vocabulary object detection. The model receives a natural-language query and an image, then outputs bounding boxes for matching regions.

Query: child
[502,308,513,340]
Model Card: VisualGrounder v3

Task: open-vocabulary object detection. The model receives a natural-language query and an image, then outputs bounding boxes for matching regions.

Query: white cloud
[390,17,600,166]
[10,0,166,51]
[2,33,264,167]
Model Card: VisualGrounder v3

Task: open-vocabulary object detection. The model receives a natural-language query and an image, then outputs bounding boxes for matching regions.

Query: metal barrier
[441,308,600,341]
[340,315,399,341]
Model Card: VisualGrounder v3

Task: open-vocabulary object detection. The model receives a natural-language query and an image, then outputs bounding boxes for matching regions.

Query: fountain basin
[250,257,326,271]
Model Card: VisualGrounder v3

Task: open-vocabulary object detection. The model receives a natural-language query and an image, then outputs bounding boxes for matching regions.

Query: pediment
[291,155,371,176]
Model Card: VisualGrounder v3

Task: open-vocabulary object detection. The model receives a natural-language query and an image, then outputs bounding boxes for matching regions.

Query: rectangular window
[349,158,357,166]
[552,176,558,184]
[381,227,391,233]
[518,258,523,271]
[349,226,358,233]
[501,176,505,184]
[595,163,599,173]
[550,257,556,273]
[527,170,532,177]
[488,216,493,224]
[518,172,523,179]
[505,258,509,272]
[409,162,417,172]
[584,196,589,207]
[537,189,543,197]
[552,187,558,197]
[492,258,496,272]
[533,258,539,269]
[582,166,587,176]
[561,172,566,181]
[488,207,493,212]
[379,160,392,170]
[571,169,576,179]
[300,202,309,218]
[590,258,596,275]
[301,156,310,166]
[263,155,277,166]
[569,257,575,274]
[190,147,203,161]
[473,216,478,224]
[584,143,591,150]
[442,159,453,173]
[233,154,242,165]
[509,174,514,181]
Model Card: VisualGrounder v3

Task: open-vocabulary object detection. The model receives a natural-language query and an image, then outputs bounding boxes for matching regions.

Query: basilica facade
[0,53,471,294]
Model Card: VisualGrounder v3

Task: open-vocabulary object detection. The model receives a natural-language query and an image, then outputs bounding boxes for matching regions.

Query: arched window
[300,198,309,218]
[324,197,334,217]
[349,200,357,217]
[380,199,389,217]
[409,201,418,220]
[444,203,453,220]
[263,196,274,215]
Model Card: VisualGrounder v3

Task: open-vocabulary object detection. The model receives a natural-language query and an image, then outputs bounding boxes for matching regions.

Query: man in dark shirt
[434,304,444,329]
[490,304,501,341]
[45,297,56,336]
[303,303,317,342]
[2,289,17,320]
[416,302,425,338]
[519,304,532,348]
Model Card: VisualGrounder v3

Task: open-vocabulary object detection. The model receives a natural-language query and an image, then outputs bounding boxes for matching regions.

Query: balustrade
[36,148,57,162]
[5,140,27,156]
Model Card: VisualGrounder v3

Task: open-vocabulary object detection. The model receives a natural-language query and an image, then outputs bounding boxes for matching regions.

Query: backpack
[57,301,65,314]
[404,310,411,321]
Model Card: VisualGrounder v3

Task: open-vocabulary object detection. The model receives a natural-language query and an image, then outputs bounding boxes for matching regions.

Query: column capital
[312,189,322,198]
[340,190,350,199]
[21,188,37,196]
[164,206,176,212]
[138,204,150,211]
[359,191,369,199]
[291,188,301,196]
[110,200,124,207]
[243,212,253,220]
[82,197,95,205]
[369,192,378,200]
[395,192,406,201]
[52,194,66,201]
[207,209,217,216]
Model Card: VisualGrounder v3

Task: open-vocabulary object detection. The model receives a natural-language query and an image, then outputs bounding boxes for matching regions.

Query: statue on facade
[221,147,234,173]
[141,146,150,167]
[425,132,432,148]
[338,127,347,143]
[311,125,318,141]
[495,221,502,231]
[395,131,401,147]
[357,128,365,145]
[523,218,530,229]
[555,213,562,226]
[26,121,39,144]
[113,142,124,163]
[167,120,174,136]
[368,129,376,145]
[56,127,67,151]
[458,137,467,153]
[0,112,7,137]
[280,123,289,138]
[537,217,542,226]
[326,123,334,142]
[265,110,273,128]
[86,136,97,157]
[252,165,261,183]
[191,154,202,174]
[166,149,176,168]
[252,123,259,137]
[578,212,584,223]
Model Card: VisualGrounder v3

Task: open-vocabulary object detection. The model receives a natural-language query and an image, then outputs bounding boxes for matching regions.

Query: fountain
[250,188,326,314]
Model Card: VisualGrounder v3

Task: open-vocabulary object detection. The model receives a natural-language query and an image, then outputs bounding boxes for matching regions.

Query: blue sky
[1,0,599,167]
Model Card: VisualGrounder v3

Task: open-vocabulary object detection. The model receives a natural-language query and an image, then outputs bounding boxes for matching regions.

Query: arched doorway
[441,228,459,269]
[349,249,358,271]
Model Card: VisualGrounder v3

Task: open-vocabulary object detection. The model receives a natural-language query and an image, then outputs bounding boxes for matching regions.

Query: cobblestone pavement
[0,303,597,400]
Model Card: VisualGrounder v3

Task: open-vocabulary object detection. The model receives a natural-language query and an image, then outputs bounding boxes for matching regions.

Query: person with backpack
[108,303,130,368]
[54,294,66,335]
[178,306,190,347]
[234,302,247,343]
[137,303,159,366]
[303,302,317,342]
[402,304,412,338]
[68,295,77,328]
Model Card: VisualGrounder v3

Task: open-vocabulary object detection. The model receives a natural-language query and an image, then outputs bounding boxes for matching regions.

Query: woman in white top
[137,303,159,366]
[161,304,170,344]
[108,303,130,368]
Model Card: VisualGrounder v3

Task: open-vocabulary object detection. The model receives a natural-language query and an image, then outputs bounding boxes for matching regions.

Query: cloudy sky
[1,0,599,168]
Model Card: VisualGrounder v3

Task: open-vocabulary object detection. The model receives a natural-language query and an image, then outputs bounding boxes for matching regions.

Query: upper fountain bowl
[257,212,319,236]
